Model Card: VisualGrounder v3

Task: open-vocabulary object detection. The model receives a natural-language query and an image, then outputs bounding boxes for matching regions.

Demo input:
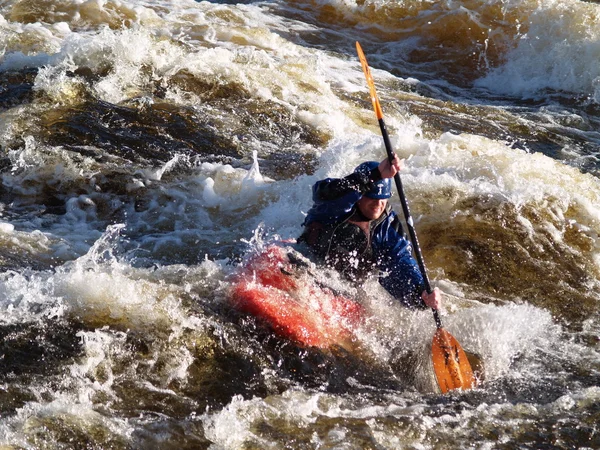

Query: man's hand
[422,287,442,310]
[378,153,402,179]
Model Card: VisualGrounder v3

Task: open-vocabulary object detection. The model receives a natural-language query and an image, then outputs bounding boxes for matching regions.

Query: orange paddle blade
[432,328,476,393]
[356,41,384,120]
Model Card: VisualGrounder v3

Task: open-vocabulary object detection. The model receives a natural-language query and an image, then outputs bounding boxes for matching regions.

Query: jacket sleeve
[303,167,382,226]
[375,213,427,309]
[313,167,382,201]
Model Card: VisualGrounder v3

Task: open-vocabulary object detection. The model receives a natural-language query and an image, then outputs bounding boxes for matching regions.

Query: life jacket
[299,203,401,283]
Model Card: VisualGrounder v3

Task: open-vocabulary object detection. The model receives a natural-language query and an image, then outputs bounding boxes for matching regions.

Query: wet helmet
[354,161,392,199]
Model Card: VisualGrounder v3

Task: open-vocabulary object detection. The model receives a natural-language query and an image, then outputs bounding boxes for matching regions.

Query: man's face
[357,196,387,220]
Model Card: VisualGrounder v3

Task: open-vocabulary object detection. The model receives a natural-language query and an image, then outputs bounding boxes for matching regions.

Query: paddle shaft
[355,41,441,328]
[375,117,443,329]
[356,41,477,392]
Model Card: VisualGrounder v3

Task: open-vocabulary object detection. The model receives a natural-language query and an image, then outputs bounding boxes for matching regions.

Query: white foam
[475,1,600,102]
[0,395,133,447]
[0,221,14,233]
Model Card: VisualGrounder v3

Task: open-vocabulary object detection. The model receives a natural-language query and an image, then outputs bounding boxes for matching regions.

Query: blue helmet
[354,161,392,199]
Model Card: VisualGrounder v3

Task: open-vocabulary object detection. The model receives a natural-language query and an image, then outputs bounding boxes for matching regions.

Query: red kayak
[230,245,365,349]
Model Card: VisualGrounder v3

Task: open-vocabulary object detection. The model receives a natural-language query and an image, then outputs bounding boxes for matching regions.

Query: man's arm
[304,166,384,227]
[312,168,382,201]
[376,213,427,309]
[313,154,401,201]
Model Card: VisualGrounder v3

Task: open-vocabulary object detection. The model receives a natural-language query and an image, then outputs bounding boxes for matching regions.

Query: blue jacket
[300,171,426,309]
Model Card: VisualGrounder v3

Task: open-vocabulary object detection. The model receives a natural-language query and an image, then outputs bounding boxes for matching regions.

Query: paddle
[355,41,476,393]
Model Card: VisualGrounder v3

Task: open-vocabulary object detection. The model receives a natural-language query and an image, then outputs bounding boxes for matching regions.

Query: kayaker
[298,154,441,310]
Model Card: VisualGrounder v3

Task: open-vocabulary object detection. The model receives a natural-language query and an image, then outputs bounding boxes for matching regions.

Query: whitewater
[0,0,598,448]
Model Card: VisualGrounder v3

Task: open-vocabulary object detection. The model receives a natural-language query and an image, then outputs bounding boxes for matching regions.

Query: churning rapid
[0,0,599,448]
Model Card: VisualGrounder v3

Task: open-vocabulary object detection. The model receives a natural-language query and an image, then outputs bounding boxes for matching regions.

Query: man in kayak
[298,154,441,310]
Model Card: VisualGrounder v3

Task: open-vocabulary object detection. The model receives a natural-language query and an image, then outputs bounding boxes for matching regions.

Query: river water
[0,0,599,448]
